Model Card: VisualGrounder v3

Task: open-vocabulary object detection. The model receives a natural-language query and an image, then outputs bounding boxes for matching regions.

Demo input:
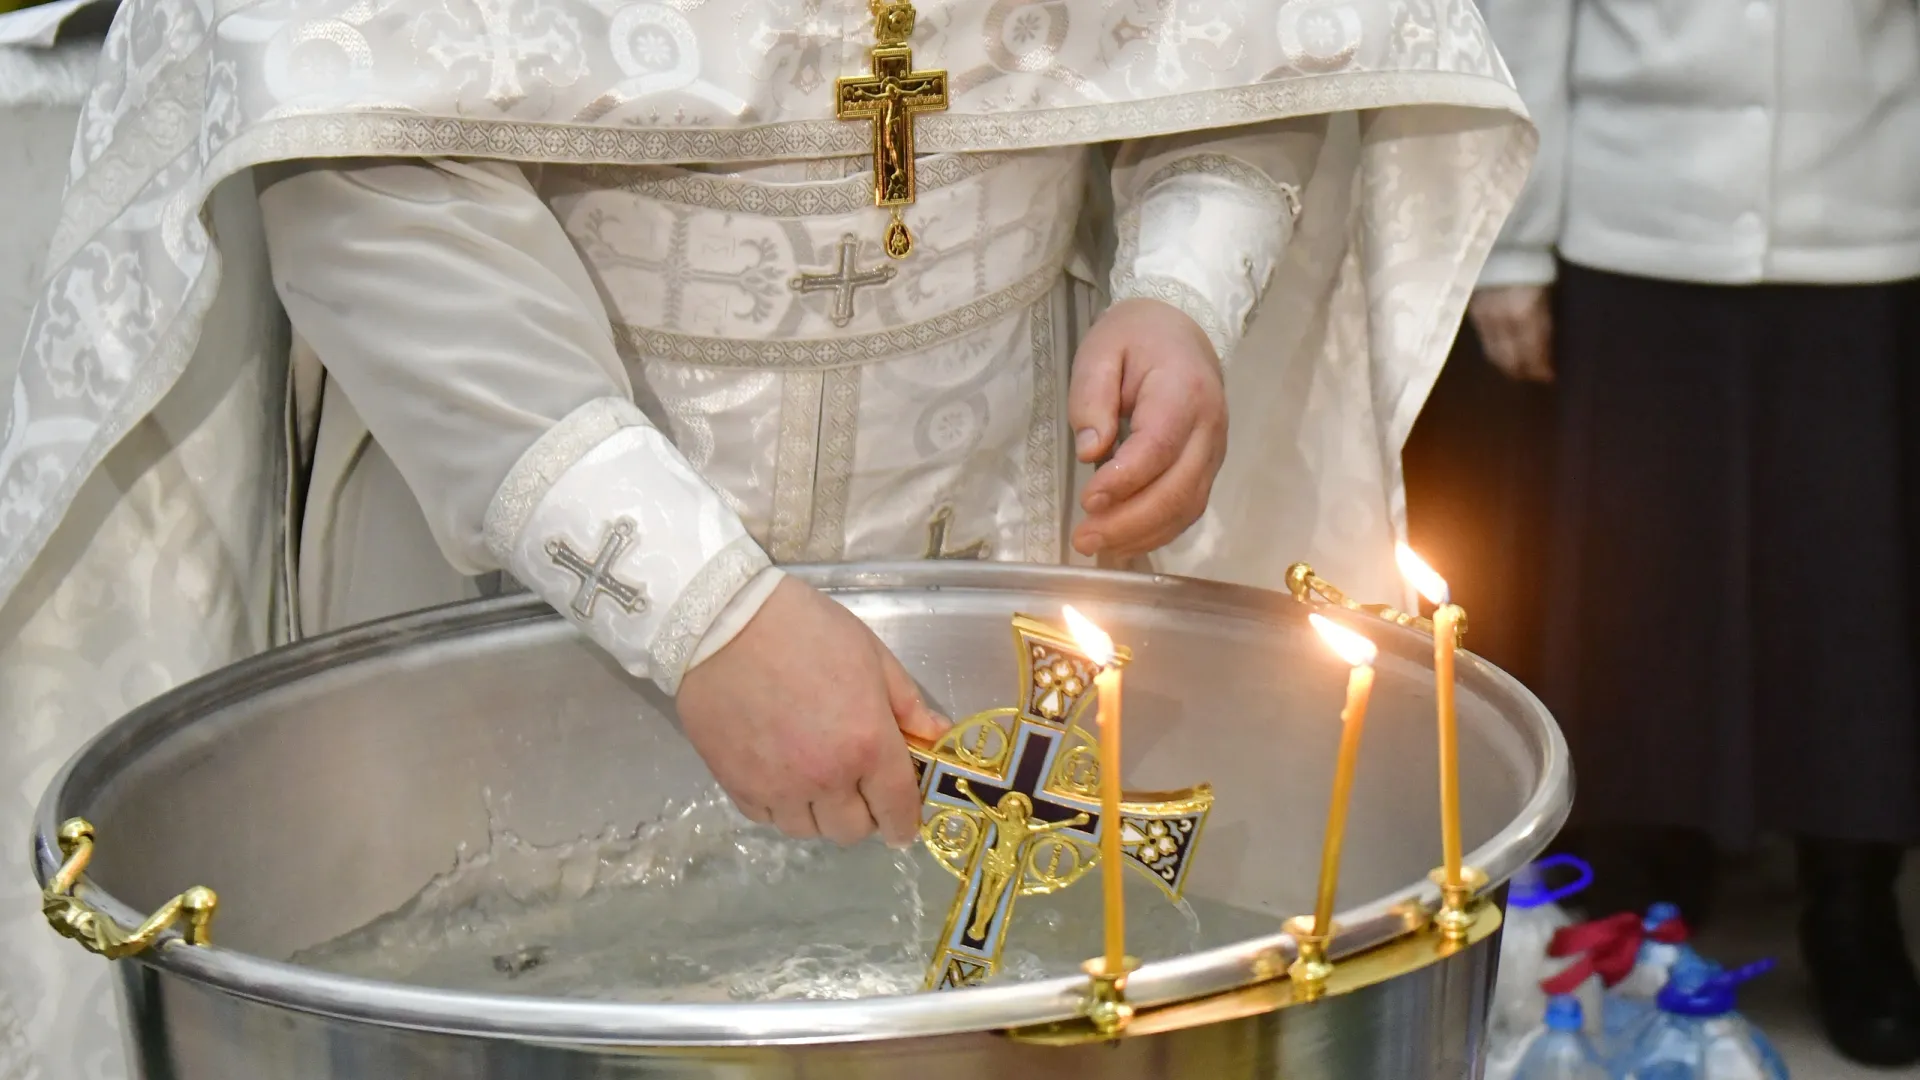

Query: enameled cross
[789,235,896,327]
[545,517,647,620]
[908,616,1214,990]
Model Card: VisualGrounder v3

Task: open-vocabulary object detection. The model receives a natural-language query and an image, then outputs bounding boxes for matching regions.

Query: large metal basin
[32,563,1569,1078]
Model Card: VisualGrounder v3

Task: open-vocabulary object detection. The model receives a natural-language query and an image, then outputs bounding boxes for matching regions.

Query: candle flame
[1310,613,1378,668]
[1395,543,1451,606]
[1062,605,1117,667]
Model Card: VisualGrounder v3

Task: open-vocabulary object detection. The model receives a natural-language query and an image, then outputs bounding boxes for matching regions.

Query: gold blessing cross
[837,0,947,259]
[908,615,1214,990]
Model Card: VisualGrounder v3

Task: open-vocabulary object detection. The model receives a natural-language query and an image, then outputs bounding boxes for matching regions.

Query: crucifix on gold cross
[836,14,947,260]
[908,615,1214,990]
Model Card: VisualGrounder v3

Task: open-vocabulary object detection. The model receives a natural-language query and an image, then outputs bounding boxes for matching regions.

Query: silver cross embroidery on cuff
[546,517,648,620]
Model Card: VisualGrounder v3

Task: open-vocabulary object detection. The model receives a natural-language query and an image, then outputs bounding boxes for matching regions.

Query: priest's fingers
[1067,337,1125,464]
[812,793,880,847]
[880,644,948,743]
[1075,426,1217,557]
[1082,365,1219,515]
[860,760,924,849]
[772,803,822,841]
[736,801,774,827]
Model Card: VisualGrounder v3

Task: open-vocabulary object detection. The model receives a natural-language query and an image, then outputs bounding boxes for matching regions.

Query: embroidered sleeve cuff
[686,565,787,671]
[483,396,771,695]
[1112,153,1302,365]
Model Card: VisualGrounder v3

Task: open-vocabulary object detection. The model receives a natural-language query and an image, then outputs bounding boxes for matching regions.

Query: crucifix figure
[908,615,1214,990]
[835,2,947,259]
[544,517,647,620]
[789,235,896,327]
[954,781,1090,940]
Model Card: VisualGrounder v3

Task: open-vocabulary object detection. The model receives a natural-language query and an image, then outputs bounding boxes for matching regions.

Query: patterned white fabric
[0,1,1535,1076]
[492,397,771,693]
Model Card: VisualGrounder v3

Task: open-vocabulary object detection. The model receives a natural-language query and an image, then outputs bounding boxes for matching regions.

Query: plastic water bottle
[1486,857,1599,1080]
[1512,996,1609,1080]
[1601,903,1696,1054]
[1612,955,1789,1080]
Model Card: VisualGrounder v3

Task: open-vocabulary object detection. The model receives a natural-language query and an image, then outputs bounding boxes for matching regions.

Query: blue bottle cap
[1544,995,1586,1032]
[1656,958,1775,1018]
[1643,902,1682,930]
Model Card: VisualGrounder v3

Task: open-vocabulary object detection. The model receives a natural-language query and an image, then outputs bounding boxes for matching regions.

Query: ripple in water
[294,786,1220,1002]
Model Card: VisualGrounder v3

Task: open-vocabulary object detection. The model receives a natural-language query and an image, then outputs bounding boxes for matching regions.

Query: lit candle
[1063,604,1126,977]
[1307,613,1379,939]
[1395,544,1465,890]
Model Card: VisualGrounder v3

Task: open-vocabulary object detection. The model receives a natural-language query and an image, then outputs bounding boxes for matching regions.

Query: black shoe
[1798,838,1920,1068]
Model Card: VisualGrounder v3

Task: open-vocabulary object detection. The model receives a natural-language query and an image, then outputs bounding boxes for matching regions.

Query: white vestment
[0,0,1534,1074]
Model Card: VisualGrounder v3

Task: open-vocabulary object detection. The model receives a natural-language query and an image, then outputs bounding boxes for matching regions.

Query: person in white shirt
[1472,0,1920,1066]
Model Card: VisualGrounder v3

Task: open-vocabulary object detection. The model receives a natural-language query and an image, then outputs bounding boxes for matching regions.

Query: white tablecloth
[0,40,98,391]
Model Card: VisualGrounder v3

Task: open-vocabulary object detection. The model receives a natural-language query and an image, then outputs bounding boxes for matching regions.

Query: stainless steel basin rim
[31,562,1572,1045]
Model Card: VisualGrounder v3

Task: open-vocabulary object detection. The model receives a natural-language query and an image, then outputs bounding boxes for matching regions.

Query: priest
[0,0,1532,1073]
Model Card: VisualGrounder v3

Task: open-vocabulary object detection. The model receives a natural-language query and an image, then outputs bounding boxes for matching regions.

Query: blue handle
[1721,958,1776,987]
[1531,854,1595,904]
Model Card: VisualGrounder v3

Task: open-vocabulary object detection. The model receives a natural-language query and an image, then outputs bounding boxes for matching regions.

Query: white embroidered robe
[0,0,1536,1074]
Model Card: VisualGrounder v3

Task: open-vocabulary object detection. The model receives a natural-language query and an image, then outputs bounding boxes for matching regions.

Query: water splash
[294,785,1227,1002]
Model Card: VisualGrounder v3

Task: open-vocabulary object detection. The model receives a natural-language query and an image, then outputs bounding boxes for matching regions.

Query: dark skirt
[1403,310,1557,691]
[1542,262,1920,846]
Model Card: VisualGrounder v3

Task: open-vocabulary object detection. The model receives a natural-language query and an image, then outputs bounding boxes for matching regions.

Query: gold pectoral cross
[837,2,947,259]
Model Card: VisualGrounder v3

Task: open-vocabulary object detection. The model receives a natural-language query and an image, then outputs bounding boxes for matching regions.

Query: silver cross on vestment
[545,517,647,620]
[789,234,896,327]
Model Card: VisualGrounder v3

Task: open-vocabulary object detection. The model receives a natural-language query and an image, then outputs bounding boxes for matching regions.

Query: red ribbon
[1539,912,1690,996]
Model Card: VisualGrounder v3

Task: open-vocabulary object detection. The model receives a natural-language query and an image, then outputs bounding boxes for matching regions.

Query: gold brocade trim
[611,246,1067,371]
[1022,296,1063,563]
[648,535,771,694]
[1109,151,1301,362]
[1141,152,1293,200]
[567,152,1010,216]
[199,71,1523,195]
[482,396,649,563]
[798,367,862,562]
[767,373,823,563]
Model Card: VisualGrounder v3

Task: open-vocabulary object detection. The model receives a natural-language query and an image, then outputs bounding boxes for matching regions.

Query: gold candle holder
[1285,914,1334,1001]
[1296,614,1380,996]
[1081,955,1140,1036]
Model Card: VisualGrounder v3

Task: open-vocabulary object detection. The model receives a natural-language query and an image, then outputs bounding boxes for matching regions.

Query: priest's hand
[676,576,947,848]
[1068,298,1228,559]
[1468,286,1555,383]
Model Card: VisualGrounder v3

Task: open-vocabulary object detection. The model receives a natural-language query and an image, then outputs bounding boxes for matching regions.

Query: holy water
[295,787,1276,1002]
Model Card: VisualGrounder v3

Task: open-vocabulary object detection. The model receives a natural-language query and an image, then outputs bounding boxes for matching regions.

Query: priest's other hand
[1468,286,1555,383]
[676,576,948,847]
[1068,298,1228,558]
